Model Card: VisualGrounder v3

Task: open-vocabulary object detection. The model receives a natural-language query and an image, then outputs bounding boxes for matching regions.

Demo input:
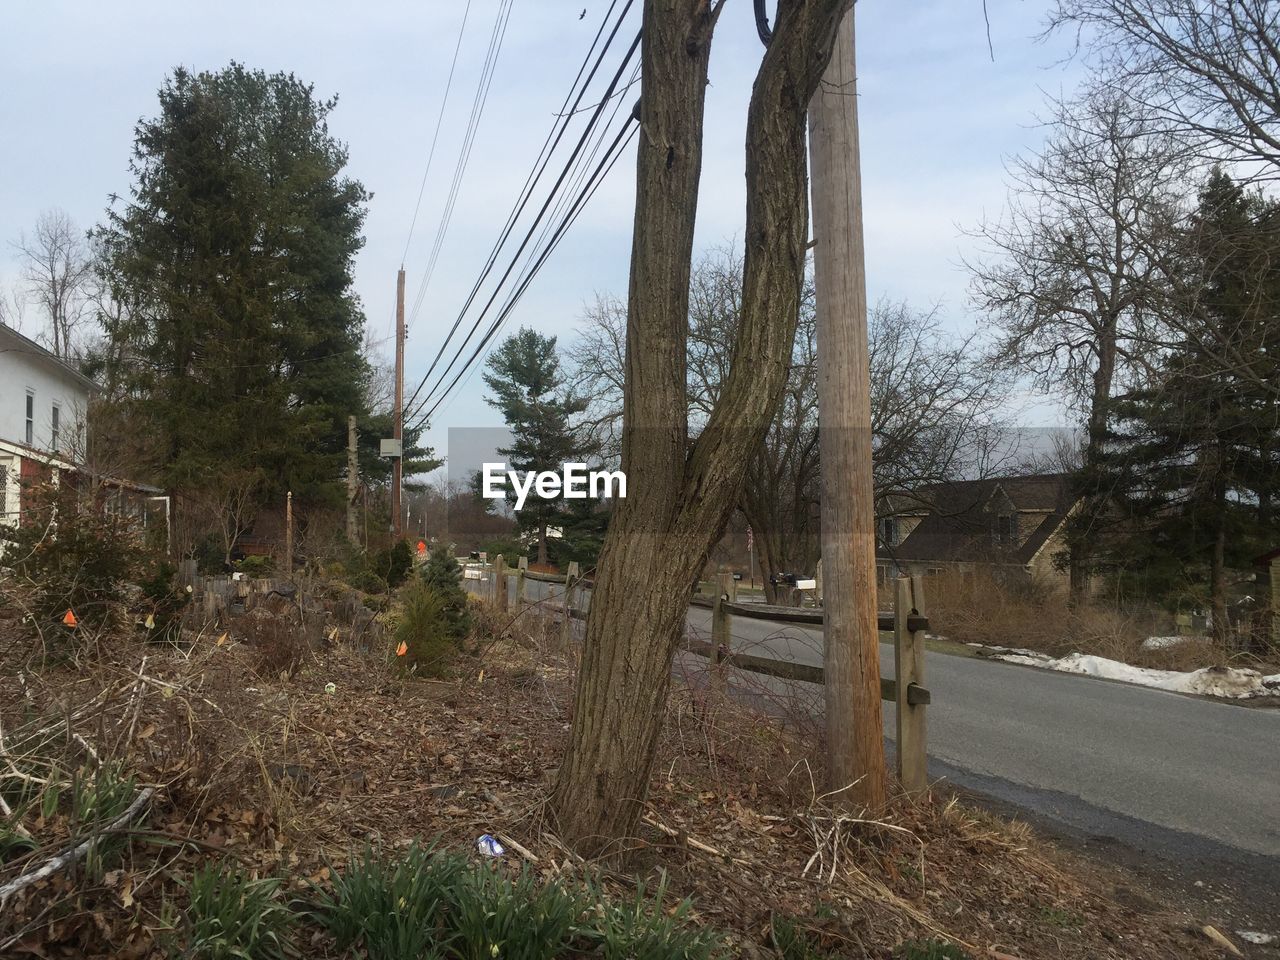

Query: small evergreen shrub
[234,554,276,577]
[394,581,458,677]
[420,549,471,641]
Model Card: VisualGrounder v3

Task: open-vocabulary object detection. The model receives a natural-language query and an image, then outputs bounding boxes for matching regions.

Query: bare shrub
[926,569,1176,666]
[244,615,309,681]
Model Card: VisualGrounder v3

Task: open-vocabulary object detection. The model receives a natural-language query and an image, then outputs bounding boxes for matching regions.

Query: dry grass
[0,590,1236,959]
[923,570,1273,672]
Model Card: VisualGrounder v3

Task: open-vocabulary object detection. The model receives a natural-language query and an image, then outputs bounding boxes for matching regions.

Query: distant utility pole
[809,5,887,808]
[347,415,359,545]
[285,490,294,575]
[393,267,406,540]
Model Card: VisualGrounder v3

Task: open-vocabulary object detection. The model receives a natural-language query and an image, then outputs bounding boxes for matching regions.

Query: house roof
[0,322,99,393]
[879,473,1074,566]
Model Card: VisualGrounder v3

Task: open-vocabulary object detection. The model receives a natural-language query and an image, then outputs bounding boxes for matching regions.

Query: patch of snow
[991,651,1278,699]
[1140,635,1199,650]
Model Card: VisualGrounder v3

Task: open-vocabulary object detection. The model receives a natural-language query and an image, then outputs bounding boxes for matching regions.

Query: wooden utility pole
[285,490,294,575]
[346,415,359,545]
[392,267,406,540]
[809,6,887,808]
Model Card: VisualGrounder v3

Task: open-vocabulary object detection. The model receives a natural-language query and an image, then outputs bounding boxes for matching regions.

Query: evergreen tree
[421,547,471,642]
[482,328,592,564]
[94,63,371,508]
[1105,170,1280,631]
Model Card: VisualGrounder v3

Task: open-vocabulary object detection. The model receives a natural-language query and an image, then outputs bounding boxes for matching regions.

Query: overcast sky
[1,0,1085,472]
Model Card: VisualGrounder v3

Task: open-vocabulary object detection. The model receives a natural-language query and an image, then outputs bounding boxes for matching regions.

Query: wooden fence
[464,555,932,792]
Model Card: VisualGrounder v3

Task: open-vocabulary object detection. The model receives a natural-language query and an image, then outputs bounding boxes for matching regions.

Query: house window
[996,514,1011,544]
[51,404,60,451]
[879,516,900,547]
[25,391,34,446]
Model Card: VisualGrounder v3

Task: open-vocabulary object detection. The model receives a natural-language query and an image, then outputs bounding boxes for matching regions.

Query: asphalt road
[502,576,1280,861]
[684,605,1280,860]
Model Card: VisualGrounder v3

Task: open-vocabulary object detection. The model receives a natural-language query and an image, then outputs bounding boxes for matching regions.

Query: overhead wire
[400,0,475,267]
[405,0,516,334]
[402,0,637,415]
[409,113,638,430]
[403,26,641,422]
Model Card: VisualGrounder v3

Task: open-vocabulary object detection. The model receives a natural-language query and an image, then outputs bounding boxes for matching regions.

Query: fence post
[516,556,528,605]
[284,490,293,576]
[711,571,736,694]
[894,576,928,793]
[493,554,507,612]
[562,561,580,646]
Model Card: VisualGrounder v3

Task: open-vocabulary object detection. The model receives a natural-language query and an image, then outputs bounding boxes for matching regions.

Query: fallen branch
[641,814,748,865]
[0,787,156,908]
[495,832,539,863]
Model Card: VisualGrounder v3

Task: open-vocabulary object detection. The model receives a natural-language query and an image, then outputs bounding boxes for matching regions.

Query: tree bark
[1070,326,1118,602]
[552,0,849,854]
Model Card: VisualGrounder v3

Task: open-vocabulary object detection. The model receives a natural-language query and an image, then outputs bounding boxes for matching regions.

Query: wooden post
[811,6,885,808]
[711,570,736,694]
[894,576,928,793]
[284,491,293,576]
[815,558,824,606]
[493,554,507,612]
[392,268,405,540]
[346,415,358,545]
[516,556,528,605]
[1270,556,1279,648]
[562,561,580,646]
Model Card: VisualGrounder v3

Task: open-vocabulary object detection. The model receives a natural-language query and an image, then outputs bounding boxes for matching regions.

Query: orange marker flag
[396,641,408,657]
[62,609,78,628]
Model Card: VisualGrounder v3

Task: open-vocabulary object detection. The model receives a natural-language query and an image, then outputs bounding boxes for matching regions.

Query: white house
[0,323,169,540]
[0,323,93,523]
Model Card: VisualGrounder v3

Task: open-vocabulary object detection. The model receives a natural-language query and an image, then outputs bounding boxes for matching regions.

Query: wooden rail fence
[460,555,931,791]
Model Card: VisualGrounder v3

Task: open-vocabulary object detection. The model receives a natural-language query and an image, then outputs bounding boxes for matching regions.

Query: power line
[408,116,637,430]
[405,0,516,334]
[401,0,475,266]
[403,0,638,412]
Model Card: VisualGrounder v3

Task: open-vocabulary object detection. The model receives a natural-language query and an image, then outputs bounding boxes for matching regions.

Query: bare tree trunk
[538,519,549,565]
[1211,457,1229,644]
[1070,330,1118,602]
[552,0,848,854]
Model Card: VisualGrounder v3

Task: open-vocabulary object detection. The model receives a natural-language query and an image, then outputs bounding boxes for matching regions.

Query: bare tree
[0,285,26,332]
[967,92,1187,596]
[14,210,93,360]
[572,259,1010,603]
[551,0,850,851]
[1050,0,1280,177]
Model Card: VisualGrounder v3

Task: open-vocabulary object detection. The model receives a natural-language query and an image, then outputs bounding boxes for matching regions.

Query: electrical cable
[403,25,640,419]
[401,0,474,266]
[402,1,638,411]
[408,116,637,429]
[404,0,515,334]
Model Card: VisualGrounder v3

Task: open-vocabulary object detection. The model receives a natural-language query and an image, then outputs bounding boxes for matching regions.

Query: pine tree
[1105,170,1280,631]
[94,63,371,508]
[482,328,591,564]
[420,548,471,642]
